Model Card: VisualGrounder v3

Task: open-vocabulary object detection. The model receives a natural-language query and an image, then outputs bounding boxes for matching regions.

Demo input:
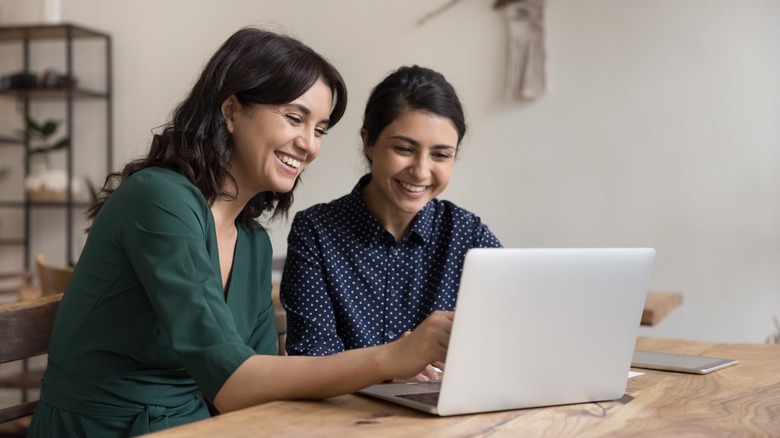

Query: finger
[432,310,455,321]
[420,364,439,381]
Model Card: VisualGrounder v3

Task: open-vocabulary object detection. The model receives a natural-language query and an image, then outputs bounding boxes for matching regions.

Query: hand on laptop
[394,362,444,382]
[402,330,445,382]
[388,310,453,381]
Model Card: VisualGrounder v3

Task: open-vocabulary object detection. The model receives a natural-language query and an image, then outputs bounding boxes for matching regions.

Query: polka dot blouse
[280,174,502,356]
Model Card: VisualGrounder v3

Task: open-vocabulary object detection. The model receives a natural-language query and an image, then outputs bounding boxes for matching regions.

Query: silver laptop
[358,248,656,416]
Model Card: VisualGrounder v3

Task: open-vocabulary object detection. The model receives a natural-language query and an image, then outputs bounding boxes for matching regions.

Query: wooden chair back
[271,281,286,356]
[35,253,74,296]
[0,293,62,423]
[275,308,287,356]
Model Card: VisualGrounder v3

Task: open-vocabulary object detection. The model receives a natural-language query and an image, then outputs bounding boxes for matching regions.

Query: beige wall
[1,0,778,343]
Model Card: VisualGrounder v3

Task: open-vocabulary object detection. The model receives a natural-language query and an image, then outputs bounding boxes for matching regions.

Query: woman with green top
[28,27,452,437]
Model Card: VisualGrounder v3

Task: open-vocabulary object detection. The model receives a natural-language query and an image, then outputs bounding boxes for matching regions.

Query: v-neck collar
[222,223,244,304]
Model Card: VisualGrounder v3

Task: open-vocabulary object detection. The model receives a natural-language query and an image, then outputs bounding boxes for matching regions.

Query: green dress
[27,168,278,437]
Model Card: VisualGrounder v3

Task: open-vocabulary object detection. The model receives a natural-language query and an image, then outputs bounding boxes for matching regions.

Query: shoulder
[293,191,353,224]
[429,199,484,225]
[110,168,210,228]
[425,199,502,247]
[120,168,205,205]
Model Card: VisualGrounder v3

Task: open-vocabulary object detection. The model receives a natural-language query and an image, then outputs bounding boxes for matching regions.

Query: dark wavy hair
[361,65,466,158]
[88,27,347,228]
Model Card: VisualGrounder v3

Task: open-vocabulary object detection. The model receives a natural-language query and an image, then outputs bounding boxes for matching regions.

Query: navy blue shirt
[280,174,502,356]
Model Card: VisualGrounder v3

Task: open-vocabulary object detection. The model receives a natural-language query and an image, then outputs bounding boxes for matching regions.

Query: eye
[286,114,303,124]
[392,146,413,155]
[433,152,454,160]
[315,126,329,137]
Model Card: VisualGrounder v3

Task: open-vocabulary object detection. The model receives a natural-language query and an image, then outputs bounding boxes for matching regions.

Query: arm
[121,171,258,400]
[214,309,453,413]
[280,213,345,355]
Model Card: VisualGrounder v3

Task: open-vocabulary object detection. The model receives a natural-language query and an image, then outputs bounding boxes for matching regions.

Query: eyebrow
[388,135,456,150]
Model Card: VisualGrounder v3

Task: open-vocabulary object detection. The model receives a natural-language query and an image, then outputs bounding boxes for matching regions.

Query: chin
[398,202,428,215]
[270,178,298,194]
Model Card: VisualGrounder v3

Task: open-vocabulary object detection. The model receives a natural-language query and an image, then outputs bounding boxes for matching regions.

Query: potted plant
[23,116,81,202]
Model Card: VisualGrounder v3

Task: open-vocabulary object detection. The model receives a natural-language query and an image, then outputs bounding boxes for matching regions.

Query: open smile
[277,153,303,171]
[398,181,427,193]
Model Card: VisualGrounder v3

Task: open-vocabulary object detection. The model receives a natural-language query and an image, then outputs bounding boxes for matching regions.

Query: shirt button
[390,289,397,297]
[388,330,396,339]
[391,247,399,255]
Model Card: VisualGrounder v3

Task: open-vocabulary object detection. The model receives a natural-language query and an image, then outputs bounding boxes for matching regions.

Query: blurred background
[0,0,778,343]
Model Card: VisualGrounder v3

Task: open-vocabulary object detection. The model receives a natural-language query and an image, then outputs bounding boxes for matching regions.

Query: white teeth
[400,181,426,192]
[279,155,301,169]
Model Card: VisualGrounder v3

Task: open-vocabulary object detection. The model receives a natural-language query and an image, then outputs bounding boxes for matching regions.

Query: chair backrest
[35,253,74,296]
[0,293,62,423]
[271,281,286,356]
[274,308,287,356]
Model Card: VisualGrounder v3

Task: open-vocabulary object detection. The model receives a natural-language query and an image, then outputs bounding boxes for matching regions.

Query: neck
[211,198,243,232]
[213,175,256,229]
[362,182,414,241]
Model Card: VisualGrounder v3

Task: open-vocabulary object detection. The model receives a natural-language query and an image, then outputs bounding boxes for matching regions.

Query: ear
[360,128,373,164]
[221,95,240,133]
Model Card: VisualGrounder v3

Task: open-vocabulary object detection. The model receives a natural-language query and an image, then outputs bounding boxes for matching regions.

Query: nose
[408,153,432,179]
[293,130,318,156]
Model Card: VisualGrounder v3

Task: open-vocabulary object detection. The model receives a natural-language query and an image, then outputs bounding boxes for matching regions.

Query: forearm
[213,310,453,413]
[213,344,394,413]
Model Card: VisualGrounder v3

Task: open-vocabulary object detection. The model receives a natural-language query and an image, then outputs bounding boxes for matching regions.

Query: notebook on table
[358,247,656,416]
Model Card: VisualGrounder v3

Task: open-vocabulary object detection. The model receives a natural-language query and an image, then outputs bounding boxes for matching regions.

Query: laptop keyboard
[396,391,440,406]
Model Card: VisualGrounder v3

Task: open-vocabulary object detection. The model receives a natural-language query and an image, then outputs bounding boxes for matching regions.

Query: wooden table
[144,337,779,437]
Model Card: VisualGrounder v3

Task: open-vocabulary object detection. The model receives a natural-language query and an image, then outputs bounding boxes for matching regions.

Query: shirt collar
[350,174,434,245]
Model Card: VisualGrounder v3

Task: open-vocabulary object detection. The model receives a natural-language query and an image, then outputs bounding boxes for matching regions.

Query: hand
[411,363,445,382]
[388,311,453,380]
[400,332,445,382]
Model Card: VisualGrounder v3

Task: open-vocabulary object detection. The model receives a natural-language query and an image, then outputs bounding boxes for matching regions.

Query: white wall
[1,0,778,343]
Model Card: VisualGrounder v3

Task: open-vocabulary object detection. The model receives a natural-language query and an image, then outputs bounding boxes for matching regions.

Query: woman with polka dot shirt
[281,65,502,379]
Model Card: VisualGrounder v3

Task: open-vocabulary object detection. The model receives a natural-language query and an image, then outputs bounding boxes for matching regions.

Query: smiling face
[223,78,333,199]
[362,109,458,237]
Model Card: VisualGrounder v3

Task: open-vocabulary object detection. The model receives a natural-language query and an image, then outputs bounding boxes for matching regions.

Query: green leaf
[41,121,59,138]
[27,147,48,156]
[26,117,41,133]
[51,137,70,150]
[27,137,69,157]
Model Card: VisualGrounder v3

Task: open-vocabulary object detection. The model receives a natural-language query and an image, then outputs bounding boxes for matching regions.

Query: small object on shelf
[43,0,63,24]
[24,169,82,202]
[40,68,78,89]
[0,71,38,90]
